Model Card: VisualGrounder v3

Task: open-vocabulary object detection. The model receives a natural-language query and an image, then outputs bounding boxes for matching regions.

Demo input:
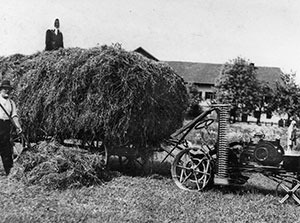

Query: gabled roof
[134,47,159,61]
[166,61,222,84]
[132,46,283,88]
[166,61,283,87]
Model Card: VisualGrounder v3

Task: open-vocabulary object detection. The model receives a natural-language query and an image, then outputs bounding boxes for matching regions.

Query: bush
[185,96,203,119]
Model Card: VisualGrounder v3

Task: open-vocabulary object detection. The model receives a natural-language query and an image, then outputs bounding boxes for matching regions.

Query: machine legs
[276,178,300,205]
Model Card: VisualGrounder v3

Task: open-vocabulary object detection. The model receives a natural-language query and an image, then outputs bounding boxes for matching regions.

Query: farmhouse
[166,61,283,101]
[133,47,283,101]
[134,47,285,124]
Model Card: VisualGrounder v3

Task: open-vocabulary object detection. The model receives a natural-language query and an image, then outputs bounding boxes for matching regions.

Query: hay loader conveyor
[164,104,300,205]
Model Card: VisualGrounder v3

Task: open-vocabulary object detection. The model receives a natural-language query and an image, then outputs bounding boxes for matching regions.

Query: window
[205,92,215,100]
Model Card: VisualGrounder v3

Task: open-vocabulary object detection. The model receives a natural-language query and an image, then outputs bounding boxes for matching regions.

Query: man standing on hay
[0,80,22,176]
[45,18,64,51]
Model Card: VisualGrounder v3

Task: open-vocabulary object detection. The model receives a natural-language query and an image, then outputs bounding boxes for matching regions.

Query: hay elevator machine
[167,104,300,204]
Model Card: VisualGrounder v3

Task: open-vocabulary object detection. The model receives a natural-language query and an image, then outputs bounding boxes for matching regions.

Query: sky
[1,0,300,82]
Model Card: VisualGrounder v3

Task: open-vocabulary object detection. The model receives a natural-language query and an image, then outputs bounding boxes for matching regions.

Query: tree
[185,83,203,119]
[215,57,260,122]
[244,80,278,124]
[269,72,300,122]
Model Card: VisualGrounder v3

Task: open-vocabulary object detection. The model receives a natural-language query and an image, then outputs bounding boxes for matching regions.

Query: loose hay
[10,141,113,189]
[1,44,188,155]
[2,44,188,188]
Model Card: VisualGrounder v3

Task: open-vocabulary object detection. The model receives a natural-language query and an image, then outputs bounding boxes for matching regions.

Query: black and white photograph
[0,0,300,222]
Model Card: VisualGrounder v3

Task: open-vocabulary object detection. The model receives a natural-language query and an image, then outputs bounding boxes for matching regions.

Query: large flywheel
[171,148,214,191]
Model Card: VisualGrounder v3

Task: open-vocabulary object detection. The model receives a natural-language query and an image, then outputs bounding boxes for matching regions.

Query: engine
[230,139,284,167]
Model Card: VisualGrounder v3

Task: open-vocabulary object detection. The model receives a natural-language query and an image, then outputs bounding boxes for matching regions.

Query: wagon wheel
[111,148,152,175]
[275,177,300,204]
[117,156,141,173]
[171,148,214,191]
[82,136,108,166]
[97,143,108,166]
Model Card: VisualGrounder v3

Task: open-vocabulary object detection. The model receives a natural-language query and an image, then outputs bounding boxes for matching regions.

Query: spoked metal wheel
[81,136,108,166]
[171,148,214,191]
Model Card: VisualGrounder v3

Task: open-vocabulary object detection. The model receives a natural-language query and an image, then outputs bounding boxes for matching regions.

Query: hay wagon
[12,126,153,173]
[52,136,151,173]
[163,104,300,205]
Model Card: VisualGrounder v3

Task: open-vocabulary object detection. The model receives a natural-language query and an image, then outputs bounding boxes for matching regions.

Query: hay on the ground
[10,141,113,189]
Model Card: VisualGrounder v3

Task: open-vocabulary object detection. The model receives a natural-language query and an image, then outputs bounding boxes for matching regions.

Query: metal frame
[167,104,300,205]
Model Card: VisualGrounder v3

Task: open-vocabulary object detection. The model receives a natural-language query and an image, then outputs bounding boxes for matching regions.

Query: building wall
[187,83,215,100]
[186,82,284,124]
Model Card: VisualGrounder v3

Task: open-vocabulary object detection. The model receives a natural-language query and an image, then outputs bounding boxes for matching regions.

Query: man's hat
[0,80,13,90]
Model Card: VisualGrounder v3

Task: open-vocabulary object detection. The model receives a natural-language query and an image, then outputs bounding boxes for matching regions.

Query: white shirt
[0,95,17,120]
[287,120,297,150]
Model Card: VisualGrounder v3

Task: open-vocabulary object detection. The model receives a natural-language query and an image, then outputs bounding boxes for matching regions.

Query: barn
[134,47,285,124]
[166,61,283,102]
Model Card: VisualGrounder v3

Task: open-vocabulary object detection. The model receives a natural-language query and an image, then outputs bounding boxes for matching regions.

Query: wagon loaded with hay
[0,44,188,183]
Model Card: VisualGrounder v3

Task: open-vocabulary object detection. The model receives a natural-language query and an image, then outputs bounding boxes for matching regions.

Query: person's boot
[3,163,12,176]
[4,167,10,176]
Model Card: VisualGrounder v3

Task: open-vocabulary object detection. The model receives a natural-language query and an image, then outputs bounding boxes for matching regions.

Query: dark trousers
[0,120,12,175]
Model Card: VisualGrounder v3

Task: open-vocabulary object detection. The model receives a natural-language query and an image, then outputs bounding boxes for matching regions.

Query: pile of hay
[10,141,114,189]
[1,44,188,153]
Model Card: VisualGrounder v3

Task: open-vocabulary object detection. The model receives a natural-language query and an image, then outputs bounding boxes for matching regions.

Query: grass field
[1,171,300,223]
[1,123,300,222]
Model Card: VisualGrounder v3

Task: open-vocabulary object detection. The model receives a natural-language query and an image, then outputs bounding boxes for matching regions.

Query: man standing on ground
[287,120,297,152]
[0,80,22,175]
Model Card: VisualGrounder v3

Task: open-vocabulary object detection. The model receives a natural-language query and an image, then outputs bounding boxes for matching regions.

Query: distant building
[134,47,283,102]
[166,61,283,101]
[134,47,159,61]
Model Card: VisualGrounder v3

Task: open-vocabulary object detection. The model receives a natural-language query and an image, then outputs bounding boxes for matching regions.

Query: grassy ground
[1,171,300,223]
[1,157,300,223]
[1,123,300,222]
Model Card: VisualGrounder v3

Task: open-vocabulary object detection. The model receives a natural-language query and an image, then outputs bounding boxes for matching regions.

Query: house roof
[134,47,159,61]
[166,61,283,87]
[132,47,283,88]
